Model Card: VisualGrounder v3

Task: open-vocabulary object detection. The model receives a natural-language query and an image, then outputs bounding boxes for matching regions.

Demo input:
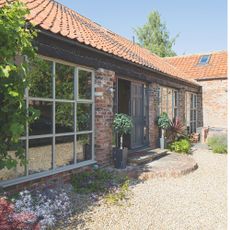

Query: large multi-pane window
[0,57,95,182]
[158,86,178,120]
[185,92,197,133]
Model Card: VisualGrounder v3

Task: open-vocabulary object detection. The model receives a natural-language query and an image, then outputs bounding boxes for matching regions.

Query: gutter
[38,29,200,89]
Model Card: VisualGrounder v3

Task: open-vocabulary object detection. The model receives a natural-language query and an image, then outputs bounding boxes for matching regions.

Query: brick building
[165,51,228,130]
[0,0,227,192]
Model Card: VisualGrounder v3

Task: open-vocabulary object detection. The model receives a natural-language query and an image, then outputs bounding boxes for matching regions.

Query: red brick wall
[2,166,93,196]
[198,79,227,128]
[149,83,159,148]
[95,68,115,166]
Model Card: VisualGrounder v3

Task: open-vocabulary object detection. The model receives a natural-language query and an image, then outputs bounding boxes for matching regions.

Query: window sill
[0,160,97,188]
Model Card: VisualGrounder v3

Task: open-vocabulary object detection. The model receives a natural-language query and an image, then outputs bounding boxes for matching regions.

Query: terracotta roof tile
[0,0,211,85]
[165,51,227,80]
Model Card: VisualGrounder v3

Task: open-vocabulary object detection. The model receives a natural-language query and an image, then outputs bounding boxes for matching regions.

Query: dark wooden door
[131,82,144,149]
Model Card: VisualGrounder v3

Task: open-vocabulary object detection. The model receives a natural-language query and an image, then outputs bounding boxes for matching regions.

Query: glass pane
[174,108,178,118]
[77,134,92,162]
[77,103,92,131]
[167,89,173,120]
[56,102,74,133]
[28,58,53,98]
[78,69,92,99]
[190,110,193,122]
[174,91,178,107]
[29,100,53,135]
[56,63,74,100]
[0,141,26,180]
[194,95,197,108]
[29,138,52,175]
[190,94,194,108]
[194,110,197,121]
[161,87,167,113]
[56,136,74,167]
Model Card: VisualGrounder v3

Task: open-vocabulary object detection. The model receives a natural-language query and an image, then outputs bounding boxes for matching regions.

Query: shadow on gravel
[56,168,145,229]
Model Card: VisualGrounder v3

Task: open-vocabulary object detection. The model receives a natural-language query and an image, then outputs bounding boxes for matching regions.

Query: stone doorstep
[128,148,168,166]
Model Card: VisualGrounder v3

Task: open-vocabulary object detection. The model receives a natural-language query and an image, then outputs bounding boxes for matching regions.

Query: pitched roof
[1,0,198,85]
[165,51,228,80]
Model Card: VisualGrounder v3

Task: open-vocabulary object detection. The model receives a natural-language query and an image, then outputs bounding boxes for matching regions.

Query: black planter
[112,147,128,169]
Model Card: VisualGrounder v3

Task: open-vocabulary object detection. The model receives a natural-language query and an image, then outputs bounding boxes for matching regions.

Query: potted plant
[112,113,133,169]
[166,116,186,143]
[157,112,171,149]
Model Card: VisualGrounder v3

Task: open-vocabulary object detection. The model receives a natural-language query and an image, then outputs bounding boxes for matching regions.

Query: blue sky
[56,0,227,56]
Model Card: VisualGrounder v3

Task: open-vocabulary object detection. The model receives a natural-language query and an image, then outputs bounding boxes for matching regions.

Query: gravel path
[62,147,227,230]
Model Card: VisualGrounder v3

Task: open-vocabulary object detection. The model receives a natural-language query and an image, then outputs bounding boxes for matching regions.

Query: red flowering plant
[0,197,40,230]
[166,117,186,143]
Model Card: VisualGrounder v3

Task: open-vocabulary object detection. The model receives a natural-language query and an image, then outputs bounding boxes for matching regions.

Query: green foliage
[71,169,112,194]
[169,138,191,154]
[0,1,37,169]
[113,113,133,137]
[71,168,130,204]
[105,180,130,205]
[166,117,186,142]
[157,112,171,130]
[207,135,227,154]
[134,11,178,57]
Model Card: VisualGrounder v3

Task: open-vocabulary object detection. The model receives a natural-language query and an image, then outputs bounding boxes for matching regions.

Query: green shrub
[207,135,227,154]
[71,168,129,195]
[168,138,191,154]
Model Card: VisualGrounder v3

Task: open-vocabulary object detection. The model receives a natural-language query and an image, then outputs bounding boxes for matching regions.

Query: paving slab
[110,152,198,180]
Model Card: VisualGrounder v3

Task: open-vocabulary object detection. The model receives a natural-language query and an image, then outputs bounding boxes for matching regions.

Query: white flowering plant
[13,188,72,229]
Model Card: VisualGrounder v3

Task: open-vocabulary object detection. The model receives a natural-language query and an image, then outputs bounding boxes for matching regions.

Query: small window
[198,55,210,65]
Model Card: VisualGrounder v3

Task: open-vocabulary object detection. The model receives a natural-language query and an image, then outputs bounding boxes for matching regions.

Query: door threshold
[128,145,150,154]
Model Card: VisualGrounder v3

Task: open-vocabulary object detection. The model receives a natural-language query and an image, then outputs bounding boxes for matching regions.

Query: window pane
[77,103,92,131]
[174,91,178,107]
[161,87,167,113]
[167,89,173,120]
[0,141,26,180]
[56,136,74,167]
[174,108,178,118]
[29,100,53,135]
[194,110,197,121]
[77,134,92,162]
[78,70,92,99]
[29,138,52,175]
[56,102,74,133]
[56,63,74,100]
[29,58,53,98]
[194,95,197,108]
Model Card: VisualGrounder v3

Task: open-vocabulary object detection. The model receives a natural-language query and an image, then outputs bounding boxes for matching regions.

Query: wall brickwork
[2,165,93,196]
[95,68,115,166]
[198,79,227,128]
[148,83,160,148]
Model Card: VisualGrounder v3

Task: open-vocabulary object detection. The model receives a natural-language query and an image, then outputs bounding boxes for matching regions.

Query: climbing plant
[0,1,38,170]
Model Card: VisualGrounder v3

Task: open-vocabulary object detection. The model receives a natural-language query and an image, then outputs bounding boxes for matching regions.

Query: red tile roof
[165,51,228,80]
[1,0,197,85]
[1,1,226,84]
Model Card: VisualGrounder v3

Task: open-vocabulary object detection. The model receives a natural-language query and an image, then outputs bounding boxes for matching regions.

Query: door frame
[116,77,149,150]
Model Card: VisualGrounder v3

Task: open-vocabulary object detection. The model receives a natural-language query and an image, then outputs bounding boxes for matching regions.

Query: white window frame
[0,56,96,188]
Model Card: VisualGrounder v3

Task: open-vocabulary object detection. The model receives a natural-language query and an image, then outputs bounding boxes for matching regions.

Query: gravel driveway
[63,147,227,230]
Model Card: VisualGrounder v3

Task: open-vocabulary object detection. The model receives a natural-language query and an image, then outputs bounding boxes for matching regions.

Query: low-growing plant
[0,197,40,229]
[168,138,191,154]
[105,179,130,205]
[207,135,227,154]
[13,188,72,229]
[71,169,130,204]
[71,169,112,194]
